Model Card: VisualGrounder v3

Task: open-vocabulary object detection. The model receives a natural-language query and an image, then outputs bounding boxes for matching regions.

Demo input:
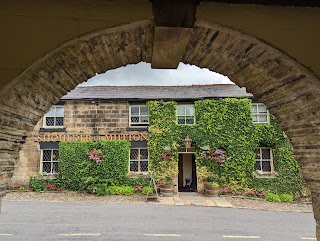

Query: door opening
[178,153,197,192]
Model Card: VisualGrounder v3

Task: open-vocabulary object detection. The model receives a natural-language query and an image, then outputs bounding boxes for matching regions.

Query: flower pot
[205,186,220,197]
[159,184,174,197]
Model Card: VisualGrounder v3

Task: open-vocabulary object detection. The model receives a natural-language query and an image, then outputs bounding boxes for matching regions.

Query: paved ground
[4,191,313,213]
[0,199,316,241]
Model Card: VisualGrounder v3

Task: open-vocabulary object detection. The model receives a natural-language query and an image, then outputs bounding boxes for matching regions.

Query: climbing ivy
[58,141,130,190]
[147,99,304,195]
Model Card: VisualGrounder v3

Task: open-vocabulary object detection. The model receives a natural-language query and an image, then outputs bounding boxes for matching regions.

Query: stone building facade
[12,84,290,193]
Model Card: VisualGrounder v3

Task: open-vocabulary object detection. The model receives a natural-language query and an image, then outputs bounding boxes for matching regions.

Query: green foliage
[147,99,304,195]
[264,192,281,202]
[279,194,294,202]
[141,186,155,195]
[58,140,130,191]
[29,174,65,192]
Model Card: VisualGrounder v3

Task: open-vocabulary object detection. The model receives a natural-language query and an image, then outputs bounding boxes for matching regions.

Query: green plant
[58,140,130,191]
[147,99,304,195]
[264,192,281,202]
[141,186,155,195]
[279,194,294,202]
[206,182,220,188]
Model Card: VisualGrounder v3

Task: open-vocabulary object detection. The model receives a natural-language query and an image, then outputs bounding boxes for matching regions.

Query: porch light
[183,135,192,150]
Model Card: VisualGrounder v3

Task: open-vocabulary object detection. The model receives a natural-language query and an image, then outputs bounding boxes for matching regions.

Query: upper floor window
[41,149,59,175]
[43,106,64,128]
[252,103,269,124]
[129,148,148,173]
[255,147,274,174]
[130,105,148,127]
[177,105,195,125]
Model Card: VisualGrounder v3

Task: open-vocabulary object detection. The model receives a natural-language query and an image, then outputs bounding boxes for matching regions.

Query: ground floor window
[41,149,59,174]
[130,148,148,173]
[255,147,273,173]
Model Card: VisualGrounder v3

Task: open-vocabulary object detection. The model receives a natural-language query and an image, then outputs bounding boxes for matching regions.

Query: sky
[80,62,234,86]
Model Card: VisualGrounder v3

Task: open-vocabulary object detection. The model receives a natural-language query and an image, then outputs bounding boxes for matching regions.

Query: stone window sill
[40,128,66,132]
[253,172,278,179]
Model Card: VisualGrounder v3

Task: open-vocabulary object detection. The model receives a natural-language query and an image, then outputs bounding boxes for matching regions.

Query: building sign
[37,133,148,142]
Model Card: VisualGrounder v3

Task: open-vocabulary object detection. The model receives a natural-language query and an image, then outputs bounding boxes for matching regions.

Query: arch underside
[0,19,320,222]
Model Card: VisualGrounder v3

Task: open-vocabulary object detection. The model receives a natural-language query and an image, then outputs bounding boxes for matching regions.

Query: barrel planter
[205,186,220,197]
[159,184,174,197]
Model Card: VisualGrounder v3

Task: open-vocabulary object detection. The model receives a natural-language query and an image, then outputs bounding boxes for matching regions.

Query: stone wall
[11,100,147,184]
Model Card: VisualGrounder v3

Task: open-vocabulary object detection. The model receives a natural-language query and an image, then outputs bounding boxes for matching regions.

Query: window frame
[176,104,195,125]
[129,105,149,128]
[40,149,59,175]
[252,103,270,124]
[254,147,274,175]
[42,105,64,128]
[129,148,149,174]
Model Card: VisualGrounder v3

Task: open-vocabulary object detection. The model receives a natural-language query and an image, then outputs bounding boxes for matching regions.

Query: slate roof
[61,84,253,101]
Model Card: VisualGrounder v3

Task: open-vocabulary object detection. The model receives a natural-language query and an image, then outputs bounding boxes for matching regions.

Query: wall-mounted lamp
[183,135,192,151]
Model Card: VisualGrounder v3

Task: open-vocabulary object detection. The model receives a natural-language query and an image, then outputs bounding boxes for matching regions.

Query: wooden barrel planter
[205,186,220,197]
[159,185,174,197]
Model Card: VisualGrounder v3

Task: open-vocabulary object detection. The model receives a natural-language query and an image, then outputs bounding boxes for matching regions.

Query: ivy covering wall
[147,99,304,195]
[58,140,131,190]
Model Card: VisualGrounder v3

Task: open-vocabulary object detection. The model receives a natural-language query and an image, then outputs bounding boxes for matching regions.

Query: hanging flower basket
[87,149,103,164]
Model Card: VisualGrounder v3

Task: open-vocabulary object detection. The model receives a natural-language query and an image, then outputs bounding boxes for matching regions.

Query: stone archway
[1,19,320,236]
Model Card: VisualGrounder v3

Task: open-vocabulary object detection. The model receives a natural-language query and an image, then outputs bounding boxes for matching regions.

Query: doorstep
[158,193,233,208]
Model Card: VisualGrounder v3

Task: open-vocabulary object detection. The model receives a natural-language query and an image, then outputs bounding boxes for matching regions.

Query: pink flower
[135,186,142,191]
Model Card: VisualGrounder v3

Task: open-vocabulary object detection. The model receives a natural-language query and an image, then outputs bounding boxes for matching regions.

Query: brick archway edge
[0,19,320,236]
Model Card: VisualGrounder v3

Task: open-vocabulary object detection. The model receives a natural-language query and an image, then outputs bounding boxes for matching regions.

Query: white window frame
[129,105,149,128]
[42,105,64,128]
[252,103,269,124]
[255,147,274,174]
[129,148,149,174]
[177,104,195,125]
[40,149,59,175]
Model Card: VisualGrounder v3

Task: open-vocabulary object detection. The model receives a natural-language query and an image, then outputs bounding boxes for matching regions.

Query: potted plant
[205,181,220,197]
[159,177,174,197]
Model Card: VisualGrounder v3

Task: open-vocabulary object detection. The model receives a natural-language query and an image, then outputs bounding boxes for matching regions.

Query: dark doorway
[178,153,197,192]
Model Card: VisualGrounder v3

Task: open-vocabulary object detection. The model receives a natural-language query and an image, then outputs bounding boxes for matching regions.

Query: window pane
[131,116,139,123]
[43,162,51,173]
[186,117,194,124]
[185,106,194,115]
[130,161,139,172]
[177,117,185,124]
[177,106,185,115]
[140,161,148,172]
[56,117,64,126]
[52,162,59,173]
[52,150,59,161]
[43,150,52,162]
[258,115,267,122]
[55,107,64,117]
[46,117,55,126]
[252,115,258,123]
[131,107,139,115]
[130,149,138,160]
[140,149,148,159]
[140,116,148,123]
[258,105,267,113]
[251,105,257,114]
[261,149,271,159]
[46,108,55,117]
[254,161,261,171]
[140,106,148,115]
[262,161,271,172]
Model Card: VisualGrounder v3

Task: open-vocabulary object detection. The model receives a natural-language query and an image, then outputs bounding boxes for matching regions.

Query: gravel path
[3,191,313,213]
